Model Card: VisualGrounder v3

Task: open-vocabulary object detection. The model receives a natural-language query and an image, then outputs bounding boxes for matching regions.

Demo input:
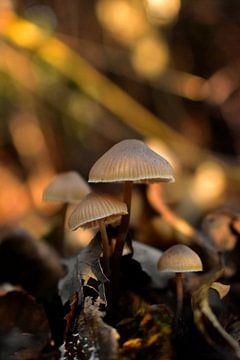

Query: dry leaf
[191,269,240,359]
[58,234,117,358]
[118,300,173,360]
[210,282,231,300]
[0,290,51,360]
[132,241,171,289]
[59,233,108,306]
[62,297,119,360]
[0,227,64,297]
[202,210,240,251]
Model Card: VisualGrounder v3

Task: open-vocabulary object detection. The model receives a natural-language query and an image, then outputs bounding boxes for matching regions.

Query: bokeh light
[0,164,30,224]
[131,34,169,78]
[146,137,180,172]
[10,115,46,157]
[145,0,181,25]
[96,0,149,46]
[190,161,226,208]
[23,4,57,32]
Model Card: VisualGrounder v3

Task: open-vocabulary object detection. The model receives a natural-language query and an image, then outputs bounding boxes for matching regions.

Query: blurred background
[1,0,240,250]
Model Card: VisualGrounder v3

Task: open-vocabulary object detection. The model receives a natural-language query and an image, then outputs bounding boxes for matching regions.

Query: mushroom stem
[57,203,68,256]
[113,181,133,260]
[147,183,195,239]
[99,219,111,278]
[175,272,183,322]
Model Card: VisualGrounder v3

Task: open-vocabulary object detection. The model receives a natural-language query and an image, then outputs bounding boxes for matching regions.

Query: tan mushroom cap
[43,171,91,204]
[68,192,128,230]
[157,244,203,273]
[89,139,175,184]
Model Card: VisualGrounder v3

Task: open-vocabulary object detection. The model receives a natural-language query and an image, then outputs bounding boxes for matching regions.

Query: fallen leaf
[201,210,240,251]
[63,297,119,360]
[0,290,51,359]
[59,234,118,358]
[118,293,173,360]
[191,269,240,359]
[58,233,108,306]
[132,241,171,289]
[0,227,64,297]
[210,282,231,299]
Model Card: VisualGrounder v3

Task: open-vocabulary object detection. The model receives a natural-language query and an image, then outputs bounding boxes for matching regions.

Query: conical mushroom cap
[43,171,91,204]
[89,139,175,184]
[68,192,128,230]
[157,244,203,273]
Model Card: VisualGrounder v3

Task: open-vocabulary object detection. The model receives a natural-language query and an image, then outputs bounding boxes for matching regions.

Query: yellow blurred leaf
[123,338,143,349]
[1,14,240,182]
[191,269,240,358]
[210,282,231,300]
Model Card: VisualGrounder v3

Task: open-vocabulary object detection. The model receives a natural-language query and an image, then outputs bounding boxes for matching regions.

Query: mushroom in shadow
[68,192,128,278]
[43,171,91,255]
[157,244,203,327]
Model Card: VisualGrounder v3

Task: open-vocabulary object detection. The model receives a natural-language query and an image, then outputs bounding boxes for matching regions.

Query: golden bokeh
[96,0,149,46]
[145,0,181,25]
[131,34,169,78]
[190,161,226,208]
[10,115,45,157]
[146,137,180,172]
[0,164,30,224]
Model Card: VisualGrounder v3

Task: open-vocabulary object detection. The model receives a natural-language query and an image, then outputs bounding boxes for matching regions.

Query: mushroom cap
[157,244,203,273]
[43,171,91,204]
[68,192,128,230]
[89,139,175,184]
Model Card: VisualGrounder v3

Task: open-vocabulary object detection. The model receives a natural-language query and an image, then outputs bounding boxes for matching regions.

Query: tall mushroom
[68,192,128,277]
[89,139,174,260]
[43,171,91,255]
[157,244,203,324]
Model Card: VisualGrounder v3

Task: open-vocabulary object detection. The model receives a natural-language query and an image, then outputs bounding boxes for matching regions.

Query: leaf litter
[2,209,240,359]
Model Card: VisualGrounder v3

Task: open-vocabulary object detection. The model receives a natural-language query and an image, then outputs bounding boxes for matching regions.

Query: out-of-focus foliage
[0,1,240,256]
[0,288,51,359]
[59,233,107,306]
[63,297,119,360]
[118,299,173,359]
[192,271,240,359]
[2,3,240,359]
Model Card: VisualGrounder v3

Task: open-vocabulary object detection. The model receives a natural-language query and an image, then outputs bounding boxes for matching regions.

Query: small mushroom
[43,171,91,255]
[201,210,240,252]
[89,139,174,260]
[157,244,203,323]
[68,192,128,277]
[43,171,91,204]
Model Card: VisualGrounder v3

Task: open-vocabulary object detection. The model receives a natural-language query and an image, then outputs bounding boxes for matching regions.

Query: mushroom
[43,171,91,255]
[201,210,240,277]
[157,244,203,323]
[89,139,174,260]
[43,171,91,204]
[68,192,128,277]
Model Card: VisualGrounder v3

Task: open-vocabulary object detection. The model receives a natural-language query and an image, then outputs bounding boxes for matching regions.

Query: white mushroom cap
[43,171,91,204]
[89,139,175,184]
[157,244,203,273]
[68,192,128,230]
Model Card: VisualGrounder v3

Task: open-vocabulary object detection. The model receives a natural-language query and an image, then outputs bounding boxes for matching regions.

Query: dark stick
[57,203,68,256]
[113,181,133,261]
[175,272,183,327]
[99,220,111,278]
[109,181,133,321]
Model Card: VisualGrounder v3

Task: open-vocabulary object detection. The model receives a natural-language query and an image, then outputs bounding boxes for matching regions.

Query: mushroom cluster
[89,139,174,261]
[43,139,175,281]
[42,139,205,326]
